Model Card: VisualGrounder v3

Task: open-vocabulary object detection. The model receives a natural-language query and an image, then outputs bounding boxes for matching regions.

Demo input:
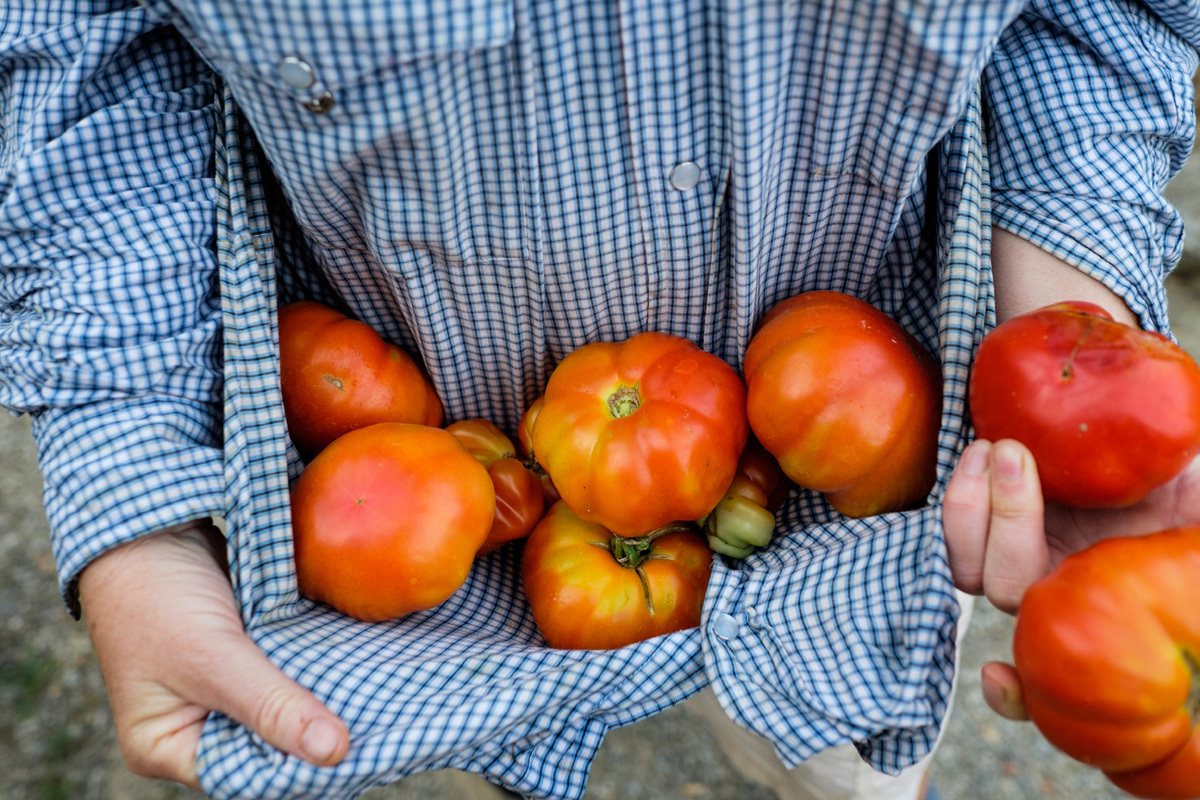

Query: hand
[942,438,1200,720]
[78,520,350,791]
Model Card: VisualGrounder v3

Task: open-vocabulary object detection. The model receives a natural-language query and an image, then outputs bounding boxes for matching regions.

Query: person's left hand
[941,436,1200,720]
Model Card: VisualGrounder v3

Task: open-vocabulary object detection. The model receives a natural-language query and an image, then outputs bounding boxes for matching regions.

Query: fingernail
[981,677,1008,712]
[962,440,990,476]
[301,718,343,764]
[993,441,1025,482]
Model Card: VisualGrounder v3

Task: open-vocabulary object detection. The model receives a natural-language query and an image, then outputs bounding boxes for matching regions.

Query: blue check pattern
[2,1,1197,798]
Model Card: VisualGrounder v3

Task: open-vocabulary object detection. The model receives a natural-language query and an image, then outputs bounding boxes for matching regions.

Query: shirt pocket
[135,0,515,104]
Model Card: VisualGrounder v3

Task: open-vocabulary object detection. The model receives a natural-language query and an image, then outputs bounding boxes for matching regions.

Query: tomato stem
[607,385,641,418]
[609,524,689,567]
[634,565,655,615]
[606,522,698,615]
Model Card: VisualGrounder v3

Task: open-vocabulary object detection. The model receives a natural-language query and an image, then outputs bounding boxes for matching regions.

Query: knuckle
[983,577,1024,615]
[118,728,175,781]
[249,682,301,741]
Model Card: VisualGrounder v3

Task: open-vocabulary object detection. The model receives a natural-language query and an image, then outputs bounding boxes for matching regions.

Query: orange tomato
[531,332,748,536]
[290,423,493,622]
[1013,527,1200,799]
[278,301,443,459]
[521,502,712,650]
[742,291,942,518]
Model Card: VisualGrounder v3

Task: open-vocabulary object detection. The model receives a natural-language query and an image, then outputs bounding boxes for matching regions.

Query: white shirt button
[277,56,316,90]
[669,161,702,191]
[712,612,740,640]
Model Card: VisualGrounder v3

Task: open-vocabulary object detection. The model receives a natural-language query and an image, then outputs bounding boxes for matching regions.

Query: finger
[942,439,994,594]
[980,661,1030,721]
[983,440,1050,614]
[192,635,351,768]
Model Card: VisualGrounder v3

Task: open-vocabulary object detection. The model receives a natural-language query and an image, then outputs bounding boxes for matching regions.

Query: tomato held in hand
[278,301,443,459]
[1013,528,1200,800]
[969,301,1200,508]
[446,418,546,555]
[742,291,943,518]
[531,332,748,536]
[291,423,494,622]
[521,502,712,650]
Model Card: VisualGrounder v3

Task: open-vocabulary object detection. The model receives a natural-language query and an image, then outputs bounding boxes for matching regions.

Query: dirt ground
[3,85,1200,800]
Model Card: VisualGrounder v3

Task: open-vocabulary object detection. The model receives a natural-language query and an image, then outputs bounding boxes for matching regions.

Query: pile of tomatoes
[278,294,1200,798]
[279,292,945,648]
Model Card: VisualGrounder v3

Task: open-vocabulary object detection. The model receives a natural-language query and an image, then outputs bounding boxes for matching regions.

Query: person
[1,1,1196,798]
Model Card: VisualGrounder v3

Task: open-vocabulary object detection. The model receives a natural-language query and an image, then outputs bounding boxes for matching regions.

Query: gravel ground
[3,86,1199,800]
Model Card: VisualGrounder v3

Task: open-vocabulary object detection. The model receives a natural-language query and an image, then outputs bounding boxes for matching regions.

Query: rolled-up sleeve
[0,2,223,615]
[984,0,1199,333]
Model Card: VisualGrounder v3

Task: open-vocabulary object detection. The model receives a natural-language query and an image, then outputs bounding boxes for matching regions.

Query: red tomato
[1013,528,1200,799]
[742,291,943,518]
[290,423,494,622]
[446,419,546,554]
[278,301,443,459]
[969,301,1200,508]
[521,502,712,650]
[531,332,748,536]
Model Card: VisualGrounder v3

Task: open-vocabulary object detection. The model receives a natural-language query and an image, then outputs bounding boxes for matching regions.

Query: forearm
[990,227,1139,326]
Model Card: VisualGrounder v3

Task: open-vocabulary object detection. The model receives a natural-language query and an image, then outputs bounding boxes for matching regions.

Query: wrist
[77,519,225,612]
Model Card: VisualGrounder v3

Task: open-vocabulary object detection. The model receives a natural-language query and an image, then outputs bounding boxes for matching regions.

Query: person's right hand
[78,520,349,791]
[942,438,1200,722]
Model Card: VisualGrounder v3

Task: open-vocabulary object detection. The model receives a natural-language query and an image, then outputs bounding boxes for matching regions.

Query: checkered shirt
[2,1,1197,797]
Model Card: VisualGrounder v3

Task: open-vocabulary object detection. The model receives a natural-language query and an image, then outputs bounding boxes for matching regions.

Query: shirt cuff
[31,396,224,617]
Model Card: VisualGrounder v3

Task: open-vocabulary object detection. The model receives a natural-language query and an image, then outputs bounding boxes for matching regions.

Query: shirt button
[712,612,740,641]
[277,56,316,90]
[301,91,334,114]
[669,161,702,191]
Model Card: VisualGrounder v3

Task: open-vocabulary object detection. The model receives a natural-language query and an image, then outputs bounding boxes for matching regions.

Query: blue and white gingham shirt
[2,1,1197,798]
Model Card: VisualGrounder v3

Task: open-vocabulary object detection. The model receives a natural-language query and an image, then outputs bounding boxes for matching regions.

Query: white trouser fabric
[686,591,976,800]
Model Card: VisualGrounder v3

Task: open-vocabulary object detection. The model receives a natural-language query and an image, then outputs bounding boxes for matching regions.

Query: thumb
[196,635,350,767]
[980,660,1030,722]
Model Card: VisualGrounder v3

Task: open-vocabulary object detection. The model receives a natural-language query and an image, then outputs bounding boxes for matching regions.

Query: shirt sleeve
[0,2,224,615]
[983,0,1199,333]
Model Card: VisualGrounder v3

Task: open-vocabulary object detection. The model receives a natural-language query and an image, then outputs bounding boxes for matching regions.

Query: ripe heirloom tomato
[742,290,942,518]
[969,301,1200,508]
[1013,528,1200,800]
[291,423,494,622]
[446,418,546,555]
[278,301,443,459]
[531,332,748,536]
[521,502,712,650]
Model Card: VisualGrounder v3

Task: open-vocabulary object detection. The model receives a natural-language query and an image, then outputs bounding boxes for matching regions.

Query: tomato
[742,290,942,518]
[531,332,748,536]
[278,301,443,459]
[290,423,494,622]
[517,395,560,506]
[702,437,790,558]
[446,418,546,555]
[521,502,712,650]
[969,301,1200,508]
[1012,528,1200,799]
